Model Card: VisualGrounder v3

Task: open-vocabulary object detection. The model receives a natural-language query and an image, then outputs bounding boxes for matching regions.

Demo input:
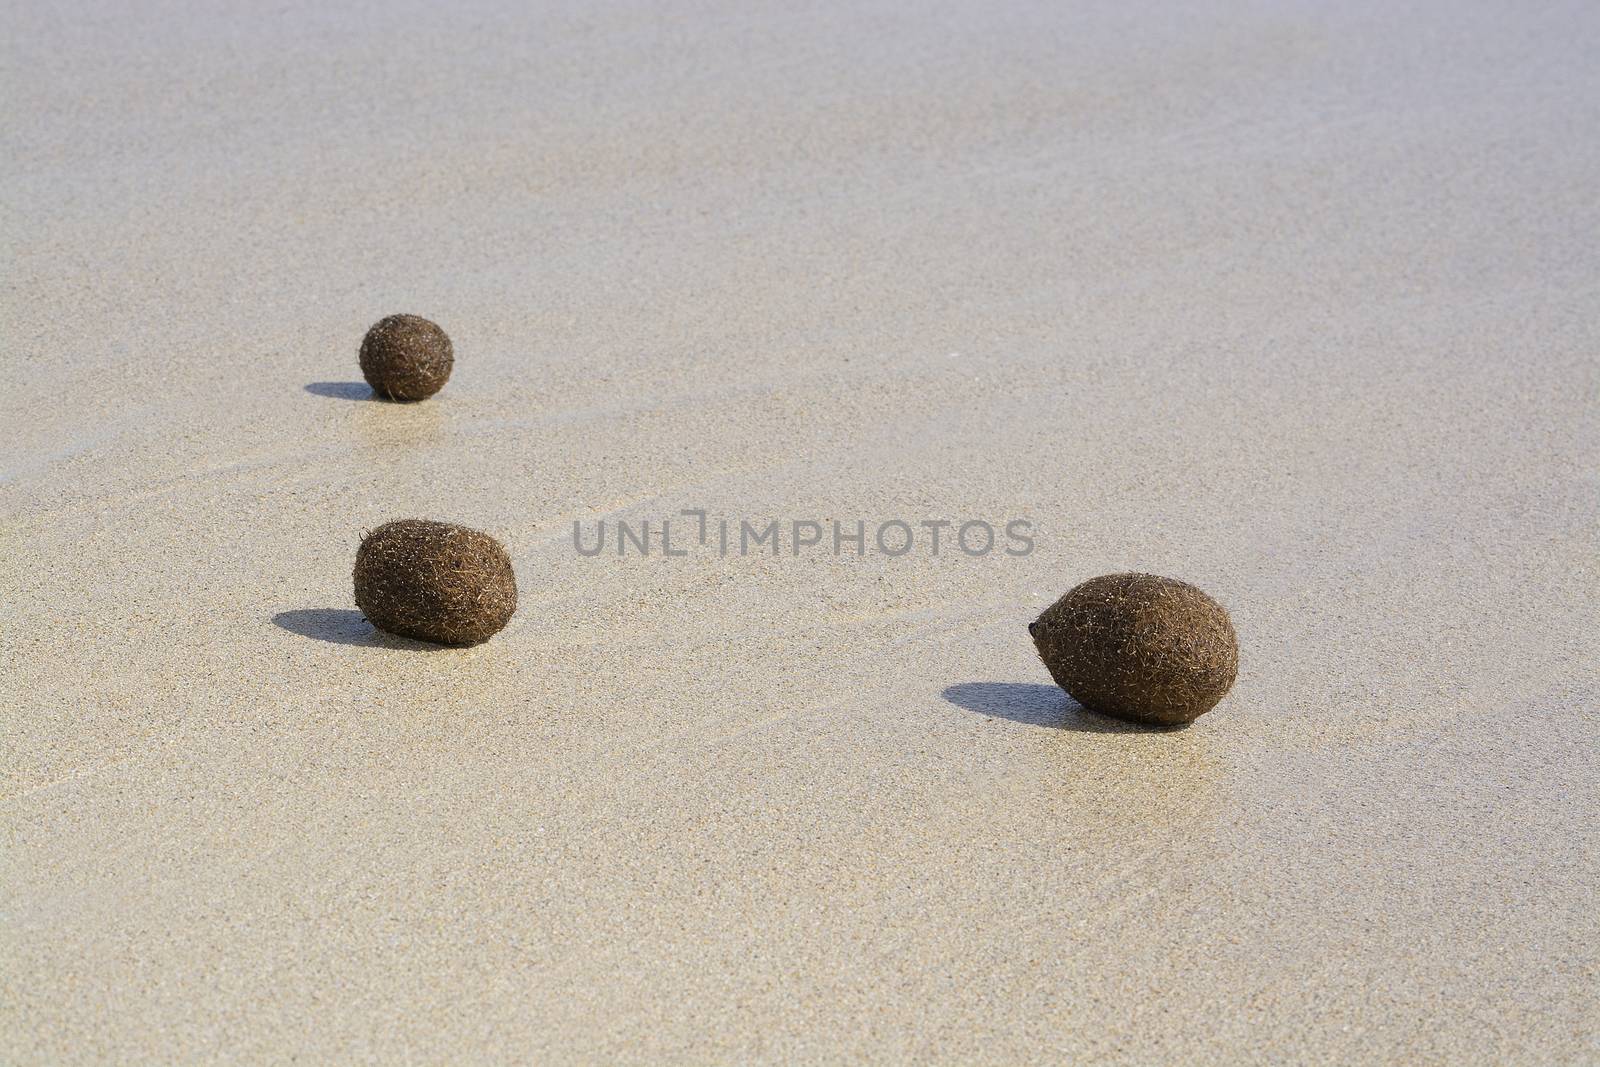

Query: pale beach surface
[3,1,1598,1062]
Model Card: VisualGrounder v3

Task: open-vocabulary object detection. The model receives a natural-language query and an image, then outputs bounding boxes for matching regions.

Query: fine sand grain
[3,1,1598,1063]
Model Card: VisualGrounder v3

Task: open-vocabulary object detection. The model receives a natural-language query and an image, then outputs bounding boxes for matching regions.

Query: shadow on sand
[304,381,377,401]
[272,608,448,650]
[940,682,1182,733]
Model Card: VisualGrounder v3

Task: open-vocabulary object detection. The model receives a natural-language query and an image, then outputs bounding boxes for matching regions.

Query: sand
[3,0,1598,1062]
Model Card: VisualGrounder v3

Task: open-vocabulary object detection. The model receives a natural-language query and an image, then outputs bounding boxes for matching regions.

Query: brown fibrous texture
[354,519,517,645]
[1029,572,1238,727]
[358,314,454,401]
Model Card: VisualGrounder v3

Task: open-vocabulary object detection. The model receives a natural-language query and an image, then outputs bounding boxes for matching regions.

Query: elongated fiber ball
[354,520,516,645]
[359,314,453,400]
[1030,573,1237,726]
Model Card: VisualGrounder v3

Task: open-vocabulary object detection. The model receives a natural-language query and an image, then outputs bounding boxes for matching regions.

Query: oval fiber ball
[359,313,454,401]
[1029,572,1238,727]
[354,519,517,645]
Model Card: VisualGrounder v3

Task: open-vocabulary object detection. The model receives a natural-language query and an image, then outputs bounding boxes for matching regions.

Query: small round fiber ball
[354,519,517,645]
[359,314,453,401]
[1029,572,1238,727]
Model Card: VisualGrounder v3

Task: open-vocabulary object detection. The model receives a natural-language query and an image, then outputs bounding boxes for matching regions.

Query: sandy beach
[3,0,1597,1061]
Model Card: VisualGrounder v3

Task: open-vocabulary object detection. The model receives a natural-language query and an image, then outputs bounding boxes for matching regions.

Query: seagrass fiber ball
[359,314,453,400]
[354,520,517,645]
[1029,573,1238,727]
